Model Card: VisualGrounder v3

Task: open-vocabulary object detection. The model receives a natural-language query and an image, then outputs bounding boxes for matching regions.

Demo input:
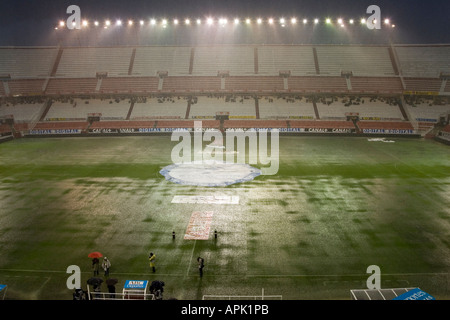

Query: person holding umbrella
[92,257,100,276]
[106,278,118,299]
[88,252,103,277]
[102,257,111,277]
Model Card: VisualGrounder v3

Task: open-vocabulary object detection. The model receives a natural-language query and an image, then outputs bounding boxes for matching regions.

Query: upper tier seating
[395,46,450,78]
[55,47,133,77]
[0,47,57,78]
[315,45,395,76]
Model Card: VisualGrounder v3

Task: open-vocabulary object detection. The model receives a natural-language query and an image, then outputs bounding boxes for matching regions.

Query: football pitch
[0,135,449,300]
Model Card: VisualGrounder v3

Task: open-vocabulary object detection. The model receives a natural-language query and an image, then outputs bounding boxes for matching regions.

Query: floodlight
[257,18,262,24]
[59,21,65,27]
[185,19,190,25]
[268,18,274,24]
[116,20,122,26]
[94,21,99,26]
[174,19,179,25]
[196,19,201,25]
[361,18,366,24]
[349,19,354,24]
[105,20,111,26]
[82,20,88,27]
[291,18,297,24]
[280,18,285,24]
[338,18,343,24]
[245,18,251,24]
[326,18,331,24]
[140,20,144,26]
[128,20,133,26]
[150,19,156,25]
[207,17,213,25]
[234,18,239,24]
[314,18,319,24]
[219,18,227,25]
[303,19,308,24]
[384,19,390,25]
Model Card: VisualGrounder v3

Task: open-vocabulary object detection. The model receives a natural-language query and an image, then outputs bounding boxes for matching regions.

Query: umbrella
[87,277,103,286]
[88,252,103,258]
[106,278,118,286]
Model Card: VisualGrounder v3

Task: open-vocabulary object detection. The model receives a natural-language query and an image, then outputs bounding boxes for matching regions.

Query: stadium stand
[315,45,396,76]
[132,46,192,76]
[7,79,46,96]
[0,47,57,78]
[403,78,443,93]
[349,77,403,94]
[223,119,288,129]
[394,45,450,78]
[55,47,133,77]
[225,76,285,92]
[162,76,221,92]
[100,77,159,94]
[189,96,256,119]
[0,100,47,122]
[257,45,316,76]
[288,76,347,93]
[1,44,448,139]
[258,96,316,119]
[289,120,356,129]
[90,120,155,129]
[32,121,89,130]
[192,46,255,76]
[45,78,98,95]
[130,97,188,120]
[156,119,220,129]
[316,96,405,120]
[45,98,131,121]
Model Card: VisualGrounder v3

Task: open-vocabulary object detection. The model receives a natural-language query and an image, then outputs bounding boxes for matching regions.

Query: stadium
[0,0,449,306]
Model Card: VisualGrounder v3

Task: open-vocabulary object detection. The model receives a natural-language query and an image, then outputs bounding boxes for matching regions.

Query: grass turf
[0,135,449,300]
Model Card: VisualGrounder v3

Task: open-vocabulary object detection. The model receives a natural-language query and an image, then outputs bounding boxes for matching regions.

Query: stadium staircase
[312,101,320,119]
[126,101,135,120]
[128,48,136,75]
[424,123,446,139]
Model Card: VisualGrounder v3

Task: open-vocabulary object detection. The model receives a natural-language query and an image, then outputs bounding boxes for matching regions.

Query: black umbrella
[106,278,118,286]
[87,277,103,286]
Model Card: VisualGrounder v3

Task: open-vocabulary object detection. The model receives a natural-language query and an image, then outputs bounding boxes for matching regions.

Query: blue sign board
[393,288,435,300]
[123,280,148,290]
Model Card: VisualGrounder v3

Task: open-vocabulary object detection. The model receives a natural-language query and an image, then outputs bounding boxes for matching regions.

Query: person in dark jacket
[197,257,205,277]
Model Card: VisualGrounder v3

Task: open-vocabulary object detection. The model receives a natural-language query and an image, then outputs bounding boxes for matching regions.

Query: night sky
[0,0,449,46]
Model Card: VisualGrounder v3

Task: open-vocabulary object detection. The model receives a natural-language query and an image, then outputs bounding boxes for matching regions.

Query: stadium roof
[1,0,449,46]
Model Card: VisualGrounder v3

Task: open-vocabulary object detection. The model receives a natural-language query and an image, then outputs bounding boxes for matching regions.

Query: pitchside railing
[203,288,282,300]
[87,287,155,300]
